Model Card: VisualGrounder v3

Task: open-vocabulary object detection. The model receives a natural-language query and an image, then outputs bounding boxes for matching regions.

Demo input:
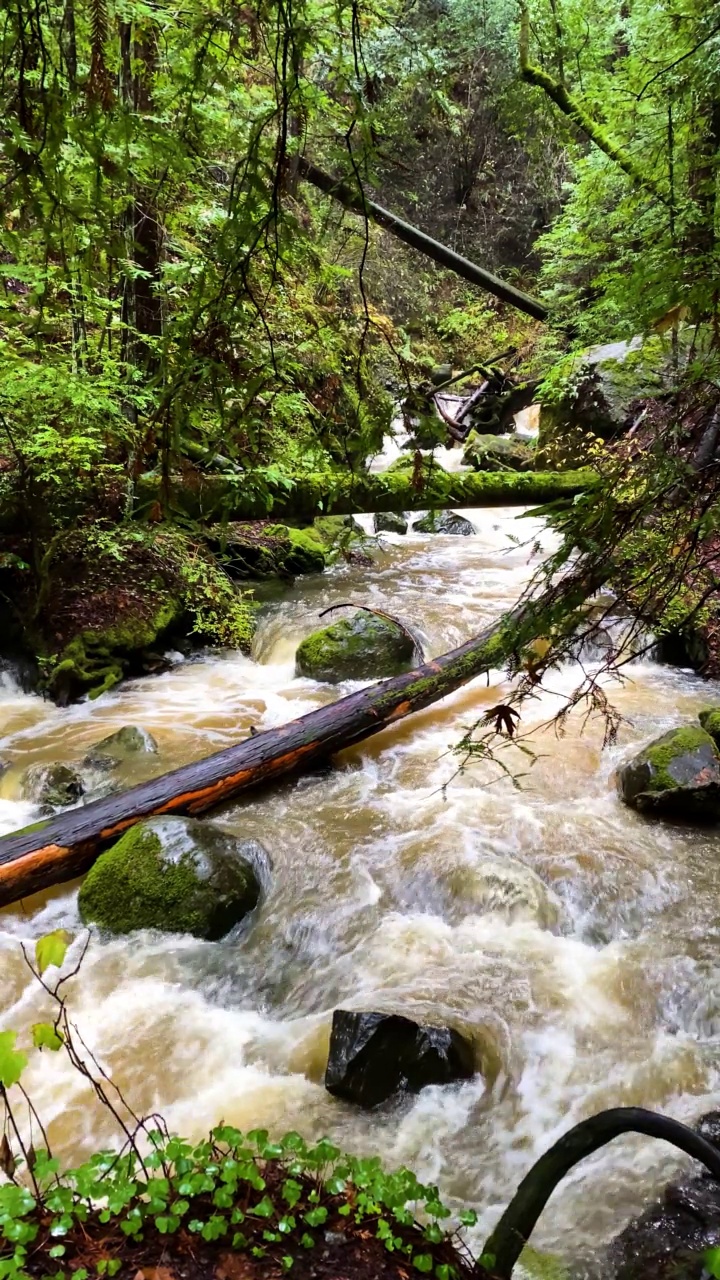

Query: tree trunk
[297,158,549,321]
[0,571,601,909]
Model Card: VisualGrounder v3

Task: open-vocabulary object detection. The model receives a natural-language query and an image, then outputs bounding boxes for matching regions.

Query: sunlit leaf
[0,1030,28,1088]
[35,930,72,976]
[32,1022,64,1052]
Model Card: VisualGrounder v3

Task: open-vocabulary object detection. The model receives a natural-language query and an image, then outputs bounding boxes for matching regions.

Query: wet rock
[217,523,327,579]
[537,335,674,470]
[373,511,408,535]
[617,726,720,820]
[83,725,159,770]
[325,1010,475,1108]
[413,511,475,536]
[608,1111,720,1280]
[430,363,453,386]
[444,855,562,929]
[78,816,268,939]
[461,432,535,473]
[20,762,85,812]
[295,610,416,683]
[699,707,720,749]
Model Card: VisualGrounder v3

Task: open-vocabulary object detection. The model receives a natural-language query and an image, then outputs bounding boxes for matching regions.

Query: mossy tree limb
[0,566,606,909]
[136,468,595,525]
[518,3,666,203]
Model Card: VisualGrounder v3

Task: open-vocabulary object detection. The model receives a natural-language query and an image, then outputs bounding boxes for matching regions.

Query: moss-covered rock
[78,816,268,938]
[20,762,85,812]
[374,511,408,535]
[461,432,534,472]
[216,522,327,579]
[413,511,475,535]
[83,725,158,770]
[617,725,720,819]
[699,707,720,748]
[295,610,417,683]
[536,336,673,470]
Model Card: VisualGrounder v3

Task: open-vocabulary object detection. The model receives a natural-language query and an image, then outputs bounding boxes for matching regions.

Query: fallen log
[298,158,549,322]
[138,467,595,525]
[0,569,602,909]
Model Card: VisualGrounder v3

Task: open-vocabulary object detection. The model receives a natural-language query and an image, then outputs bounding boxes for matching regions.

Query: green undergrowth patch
[0,1126,482,1280]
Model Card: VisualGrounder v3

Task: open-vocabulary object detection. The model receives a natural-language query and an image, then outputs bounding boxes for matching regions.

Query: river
[2,505,720,1277]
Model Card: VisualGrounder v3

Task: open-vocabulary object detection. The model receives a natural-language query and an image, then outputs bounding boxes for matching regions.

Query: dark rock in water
[374,511,408,535]
[325,1010,475,1108]
[608,1111,720,1280]
[20,762,85,812]
[430,363,453,386]
[617,726,720,820]
[78,815,269,939]
[295,610,417,683]
[656,626,709,674]
[698,707,720,749]
[413,511,475,536]
[83,724,159,770]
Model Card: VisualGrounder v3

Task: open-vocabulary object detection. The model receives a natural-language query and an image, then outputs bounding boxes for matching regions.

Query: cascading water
[1,508,719,1277]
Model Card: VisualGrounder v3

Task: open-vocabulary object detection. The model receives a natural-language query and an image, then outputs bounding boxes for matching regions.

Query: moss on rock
[83,725,158,769]
[462,433,534,472]
[699,707,720,748]
[295,610,417,683]
[20,762,85,812]
[617,725,720,819]
[78,815,268,939]
[413,511,475,535]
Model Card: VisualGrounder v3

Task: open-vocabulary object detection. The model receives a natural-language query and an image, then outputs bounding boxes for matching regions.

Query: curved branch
[482,1106,720,1277]
[519,2,666,203]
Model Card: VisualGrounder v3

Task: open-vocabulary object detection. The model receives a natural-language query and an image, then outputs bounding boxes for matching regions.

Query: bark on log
[297,158,549,322]
[136,468,594,526]
[0,570,602,909]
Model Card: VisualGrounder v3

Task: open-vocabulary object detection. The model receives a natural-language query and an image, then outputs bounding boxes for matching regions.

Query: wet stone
[412,511,476,536]
[325,1010,475,1108]
[617,726,720,821]
[83,724,159,770]
[20,762,85,812]
[373,511,409,535]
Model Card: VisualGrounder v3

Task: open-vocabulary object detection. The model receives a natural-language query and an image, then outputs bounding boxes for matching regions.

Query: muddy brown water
[2,507,720,1277]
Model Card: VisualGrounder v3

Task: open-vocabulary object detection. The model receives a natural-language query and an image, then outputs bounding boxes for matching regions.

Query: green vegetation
[296,610,417,683]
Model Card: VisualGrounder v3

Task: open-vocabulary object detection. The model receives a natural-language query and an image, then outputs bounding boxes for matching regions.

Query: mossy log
[0,569,603,908]
[137,468,594,525]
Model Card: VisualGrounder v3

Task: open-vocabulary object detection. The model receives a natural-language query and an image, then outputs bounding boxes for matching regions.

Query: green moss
[78,817,262,939]
[699,707,720,747]
[296,611,416,683]
[639,726,714,792]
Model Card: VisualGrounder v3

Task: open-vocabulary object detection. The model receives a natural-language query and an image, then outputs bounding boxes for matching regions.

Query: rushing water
[2,506,720,1276]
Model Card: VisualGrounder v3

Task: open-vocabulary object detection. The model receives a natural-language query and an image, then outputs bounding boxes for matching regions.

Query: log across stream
[2,508,720,1272]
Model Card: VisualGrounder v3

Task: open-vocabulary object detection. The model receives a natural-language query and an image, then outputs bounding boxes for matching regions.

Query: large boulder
[295,611,417,683]
[325,1010,475,1108]
[617,726,720,820]
[78,816,268,939]
[461,432,535,473]
[536,336,673,470]
[413,510,475,536]
[374,511,408,535]
[215,522,327,579]
[83,725,158,770]
[608,1112,720,1280]
[20,762,84,812]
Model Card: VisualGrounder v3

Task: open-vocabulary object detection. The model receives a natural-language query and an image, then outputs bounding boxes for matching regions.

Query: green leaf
[32,1023,64,1052]
[252,1196,275,1219]
[458,1209,477,1227]
[0,1032,28,1088]
[705,1248,720,1280]
[303,1207,328,1228]
[48,1246,65,1259]
[413,1255,433,1273]
[35,931,72,976]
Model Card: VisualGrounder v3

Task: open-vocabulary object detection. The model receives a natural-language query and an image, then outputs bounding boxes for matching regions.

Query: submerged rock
[617,726,720,820]
[295,610,416,683]
[78,816,268,939]
[373,511,408,535]
[325,1010,475,1108]
[444,855,562,930]
[413,510,475,536]
[608,1111,720,1280]
[20,762,84,812]
[83,725,158,769]
[461,432,534,473]
[699,706,720,749]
